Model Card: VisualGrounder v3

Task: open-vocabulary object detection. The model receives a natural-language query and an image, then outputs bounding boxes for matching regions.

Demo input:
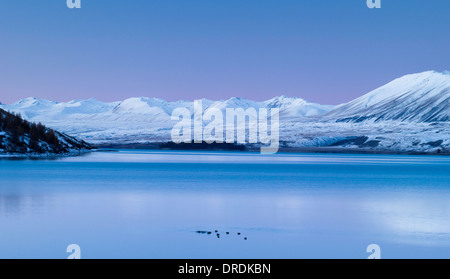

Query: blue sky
[0,0,449,104]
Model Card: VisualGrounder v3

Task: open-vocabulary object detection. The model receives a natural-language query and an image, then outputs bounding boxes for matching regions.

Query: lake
[0,150,449,259]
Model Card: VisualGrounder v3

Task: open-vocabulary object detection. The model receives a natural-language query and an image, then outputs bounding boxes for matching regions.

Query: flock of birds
[196,230,247,240]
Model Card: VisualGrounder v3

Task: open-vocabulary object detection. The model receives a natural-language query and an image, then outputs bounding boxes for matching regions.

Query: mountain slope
[0,108,93,155]
[325,71,450,123]
[277,71,450,153]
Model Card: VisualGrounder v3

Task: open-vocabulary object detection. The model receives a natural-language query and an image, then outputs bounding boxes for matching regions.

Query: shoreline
[0,149,93,159]
[94,143,449,156]
[2,144,447,158]
[273,147,449,155]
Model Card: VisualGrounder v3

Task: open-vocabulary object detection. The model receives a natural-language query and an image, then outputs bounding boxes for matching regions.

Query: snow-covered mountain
[0,96,331,144]
[325,71,450,123]
[1,70,449,153]
[280,71,450,153]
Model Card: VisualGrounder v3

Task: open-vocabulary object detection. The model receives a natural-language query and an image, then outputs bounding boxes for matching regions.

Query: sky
[0,0,449,105]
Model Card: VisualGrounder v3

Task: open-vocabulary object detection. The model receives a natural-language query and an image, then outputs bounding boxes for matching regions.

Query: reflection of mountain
[0,194,48,217]
[1,71,449,153]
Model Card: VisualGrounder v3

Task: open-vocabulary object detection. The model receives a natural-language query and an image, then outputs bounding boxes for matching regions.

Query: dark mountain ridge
[0,108,93,155]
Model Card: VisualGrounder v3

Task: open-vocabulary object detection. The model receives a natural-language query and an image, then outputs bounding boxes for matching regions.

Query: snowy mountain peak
[68,97,100,104]
[16,97,39,106]
[113,97,154,114]
[265,95,307,108]
[222,97,260,108]
[12,97,57,107]
[325,70,450,123]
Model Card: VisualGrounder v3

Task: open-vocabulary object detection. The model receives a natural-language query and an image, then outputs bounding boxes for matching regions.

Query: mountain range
[1,70,449,153]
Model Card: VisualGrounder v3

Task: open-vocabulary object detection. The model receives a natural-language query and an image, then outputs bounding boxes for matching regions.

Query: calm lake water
[0,150,449,259]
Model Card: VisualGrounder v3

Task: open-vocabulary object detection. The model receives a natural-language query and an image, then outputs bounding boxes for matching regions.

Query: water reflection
[0,150,449,258]
[362,196,450,246]
[0,194,49,217]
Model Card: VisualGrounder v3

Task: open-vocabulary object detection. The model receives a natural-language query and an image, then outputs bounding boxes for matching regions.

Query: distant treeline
[159,141,246,151]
